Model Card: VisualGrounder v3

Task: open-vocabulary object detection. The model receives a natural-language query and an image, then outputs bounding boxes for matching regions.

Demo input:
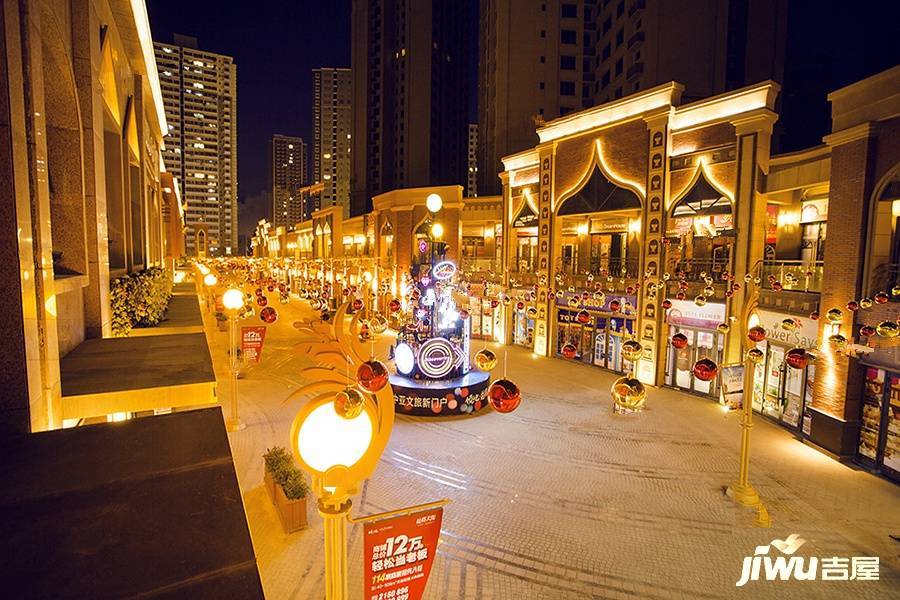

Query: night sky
[148,0,351,238]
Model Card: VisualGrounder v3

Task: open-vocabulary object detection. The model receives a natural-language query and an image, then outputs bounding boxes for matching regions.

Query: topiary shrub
[110,267,174,336]
[263,446,309,500]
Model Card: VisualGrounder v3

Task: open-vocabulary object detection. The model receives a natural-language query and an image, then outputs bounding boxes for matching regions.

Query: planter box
[264,469,276,501]
[274,483,308,533]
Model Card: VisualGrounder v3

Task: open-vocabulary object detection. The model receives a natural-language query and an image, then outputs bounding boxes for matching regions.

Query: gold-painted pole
[320,496,351,600]
[226,313,244,431]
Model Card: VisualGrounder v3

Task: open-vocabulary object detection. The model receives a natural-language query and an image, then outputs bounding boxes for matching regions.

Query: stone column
[534,149,554,357]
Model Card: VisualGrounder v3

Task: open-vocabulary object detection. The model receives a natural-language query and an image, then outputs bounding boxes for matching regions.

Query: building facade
[269,134,307,227]
[350,0,475,216]
[155,35,237,256]
[1,0,183,434]
[313,67,352,217]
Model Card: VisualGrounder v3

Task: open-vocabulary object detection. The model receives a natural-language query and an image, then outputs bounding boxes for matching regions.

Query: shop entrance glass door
[667,327,722,396]
[859,368,900,482]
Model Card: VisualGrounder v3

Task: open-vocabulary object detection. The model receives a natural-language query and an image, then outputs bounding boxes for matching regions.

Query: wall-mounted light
[628,219,642,234]
[576,223,589,236]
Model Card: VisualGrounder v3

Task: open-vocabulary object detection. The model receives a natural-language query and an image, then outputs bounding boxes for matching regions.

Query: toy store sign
[757,309,818,349]
[555,292,636,313]
[665,299,726,329]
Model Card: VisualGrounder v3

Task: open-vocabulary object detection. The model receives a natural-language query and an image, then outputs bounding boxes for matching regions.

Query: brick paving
[204,299,900,599]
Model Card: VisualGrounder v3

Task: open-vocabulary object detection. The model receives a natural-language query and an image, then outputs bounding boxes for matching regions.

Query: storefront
[554,292,636,373]
[750,309,818,432]
[665,299,726,397]
[857,360,900,483]
[466,295,503,342]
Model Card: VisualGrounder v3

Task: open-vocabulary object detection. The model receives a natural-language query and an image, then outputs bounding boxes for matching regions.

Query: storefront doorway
[555,293,636,374]
[664,300,726,398]
[858,367,900,483]
[512,304,535,349]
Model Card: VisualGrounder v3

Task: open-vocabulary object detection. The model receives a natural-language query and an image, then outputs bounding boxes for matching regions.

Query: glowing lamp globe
[357,360,389,393]
[692,358,718,382]
[203,273,218,287]
[474,348,498,371]
[622,339,643,362]
[259,306,278,323]
[561,343,577,359]
[394,342,416,375]
[785,347,808,370]
[747,325,767,343]
[431,222,444,239]
[296,401,372,473]
[487,379,521,413]
[425,193,443,213]
[671,333,689,349]
[222,288,244,311]
[611,376,646,411]
[876,320,900,338]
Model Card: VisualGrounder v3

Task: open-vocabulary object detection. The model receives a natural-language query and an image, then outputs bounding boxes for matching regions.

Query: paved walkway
[202,297,900,599]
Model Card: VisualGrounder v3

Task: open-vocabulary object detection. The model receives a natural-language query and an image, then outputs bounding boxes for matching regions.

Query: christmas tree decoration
[357,360,389,393]
[622,339,643,362]
[876,320,899,338]
[671,332,689,349]
[474,348,498,371]
[809,310,820,321]
[692,358,718,382]
[260,306,278,323]
[611,376,646,411]
[825,307,843,323]
[334,387,365,419]
[893,284,900,297]
[747,325,767,343]
[487,379,521,413]
[785,347,809,370]
[609,299,621,312]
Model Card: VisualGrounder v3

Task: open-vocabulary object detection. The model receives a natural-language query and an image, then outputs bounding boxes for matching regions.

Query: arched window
[667,171,734,281]
[868,168,900,293]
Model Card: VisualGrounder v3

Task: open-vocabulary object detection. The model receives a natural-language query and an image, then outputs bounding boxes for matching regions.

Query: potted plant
[262,446,309,532]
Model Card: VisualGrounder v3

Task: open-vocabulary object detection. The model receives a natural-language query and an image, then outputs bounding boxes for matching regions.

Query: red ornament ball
[692,358,718,382]
[259,306,278,323]
[675,291,686,301]
[487,378,522,413]
[772,281,784,292]
[490,299,500,309]
[561,343,577,359]
[257,295,269,307]
[388,298,401,313]
[860,325,876,337]
[267,285,275,292]
[847,300,860,312]
[785,347,808,370]
[576,310,591,324]
[626,285,636,295]
[747,325,767,343]
[874,291,890,305]
[809,311,820,321]
[255,287,263,296]
[662,299,673,310]
[357,360,389,393]
[609,299,621,312]
[671,332,689,349]
[516,301,525,311]
[352,298,364,311]
[459,309,469,320]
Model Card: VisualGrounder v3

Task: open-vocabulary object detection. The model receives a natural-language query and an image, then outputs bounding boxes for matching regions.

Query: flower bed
[110,267,173,336]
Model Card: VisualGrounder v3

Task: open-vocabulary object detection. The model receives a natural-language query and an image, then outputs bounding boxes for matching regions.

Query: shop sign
[241,326,267,363]
[665,299,726,329]
[590,217,628,232]
[720,364,744,409]
[555,292,636,313]
[757,309,818,349]
[431,261,456,280]
[513,213,538,228]
[364,507,443,600]
[765,205,778,244]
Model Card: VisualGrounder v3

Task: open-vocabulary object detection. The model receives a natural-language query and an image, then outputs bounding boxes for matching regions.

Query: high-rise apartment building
[350,0,476,216]
[478,0,787,194]
[467,123,478,197]
[313,68,352,217]
[269,135,308,227]
[155,35,237,256]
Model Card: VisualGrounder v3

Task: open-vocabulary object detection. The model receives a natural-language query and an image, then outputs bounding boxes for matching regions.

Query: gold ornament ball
[334,387,365,419]
[828,334,847,350]
[825,307,843,323]
[370,314,388,334]
[876,320,900,338]
[621,339,643,362]
[474,348,498,371]
[611,376,647,411]
[892,284,900,297]
[781,318,798,331]
[716,322,731,334]
[746,348,765,363]
[694,295,707,307]
[859,297,873,309]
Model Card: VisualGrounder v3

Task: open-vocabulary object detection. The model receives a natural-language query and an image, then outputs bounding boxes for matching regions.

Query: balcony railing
[672,258,730,283]
[761,260,823,293]
[460,257,504,284]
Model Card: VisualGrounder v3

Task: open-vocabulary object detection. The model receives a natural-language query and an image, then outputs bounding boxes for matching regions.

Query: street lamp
[430,222,444,239]
[288,302,395,600]
[425,192,443,213]
[202,271,218,313]
[725,259,771,526]
[222,287,245,432]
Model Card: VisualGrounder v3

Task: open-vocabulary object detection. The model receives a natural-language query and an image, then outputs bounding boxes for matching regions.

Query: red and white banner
[363,507,443,600]
[241,326,267,364]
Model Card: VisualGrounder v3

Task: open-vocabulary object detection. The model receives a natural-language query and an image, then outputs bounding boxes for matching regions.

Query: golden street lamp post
[288,302,395,600]
[222,287,245,431]
[726,260,770,526]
